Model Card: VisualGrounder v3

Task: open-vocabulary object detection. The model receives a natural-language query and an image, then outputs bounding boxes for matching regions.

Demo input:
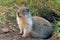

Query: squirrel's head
[17,7,30,17]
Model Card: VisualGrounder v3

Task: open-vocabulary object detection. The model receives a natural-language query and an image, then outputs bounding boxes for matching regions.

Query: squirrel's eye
[23,10,25,12]
[23,9,29,12]
[26,9,29,12]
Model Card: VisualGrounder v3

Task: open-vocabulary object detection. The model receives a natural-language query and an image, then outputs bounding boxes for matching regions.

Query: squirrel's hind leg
[22,27,32,37]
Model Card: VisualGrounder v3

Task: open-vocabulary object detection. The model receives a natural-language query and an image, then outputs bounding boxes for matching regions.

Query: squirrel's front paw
[19,32,23,35]
[22,34,27,38]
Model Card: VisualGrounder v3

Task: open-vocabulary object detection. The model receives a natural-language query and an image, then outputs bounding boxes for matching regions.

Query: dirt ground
[0,31,60,40]
[0,23,60,40]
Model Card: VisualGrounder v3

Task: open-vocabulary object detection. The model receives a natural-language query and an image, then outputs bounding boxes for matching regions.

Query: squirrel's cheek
[18,8,23,14]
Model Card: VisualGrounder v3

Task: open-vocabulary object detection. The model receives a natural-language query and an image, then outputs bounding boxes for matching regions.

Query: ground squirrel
[16,6,54,39]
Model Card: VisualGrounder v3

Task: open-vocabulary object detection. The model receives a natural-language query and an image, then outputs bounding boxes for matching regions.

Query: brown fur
[17,8,23,14]
[17,16,29,28]
[16,7,32,37]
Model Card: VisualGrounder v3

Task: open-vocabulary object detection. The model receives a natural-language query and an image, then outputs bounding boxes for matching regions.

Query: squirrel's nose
[18,8,23,14]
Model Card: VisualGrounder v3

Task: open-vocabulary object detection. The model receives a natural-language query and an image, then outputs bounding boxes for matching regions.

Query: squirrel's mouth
[17,8,24,17]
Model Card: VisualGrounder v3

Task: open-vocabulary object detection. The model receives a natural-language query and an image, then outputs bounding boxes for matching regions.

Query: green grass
[0,0,17,7]
[54,21,60,37]
[0,12,7,24]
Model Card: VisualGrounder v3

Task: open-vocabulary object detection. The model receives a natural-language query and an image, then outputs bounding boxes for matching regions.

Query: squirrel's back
[31,16,54,39]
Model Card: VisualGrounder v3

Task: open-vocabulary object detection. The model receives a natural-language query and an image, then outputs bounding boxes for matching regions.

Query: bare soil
[0,31,60,40]
[0,23,60,40]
